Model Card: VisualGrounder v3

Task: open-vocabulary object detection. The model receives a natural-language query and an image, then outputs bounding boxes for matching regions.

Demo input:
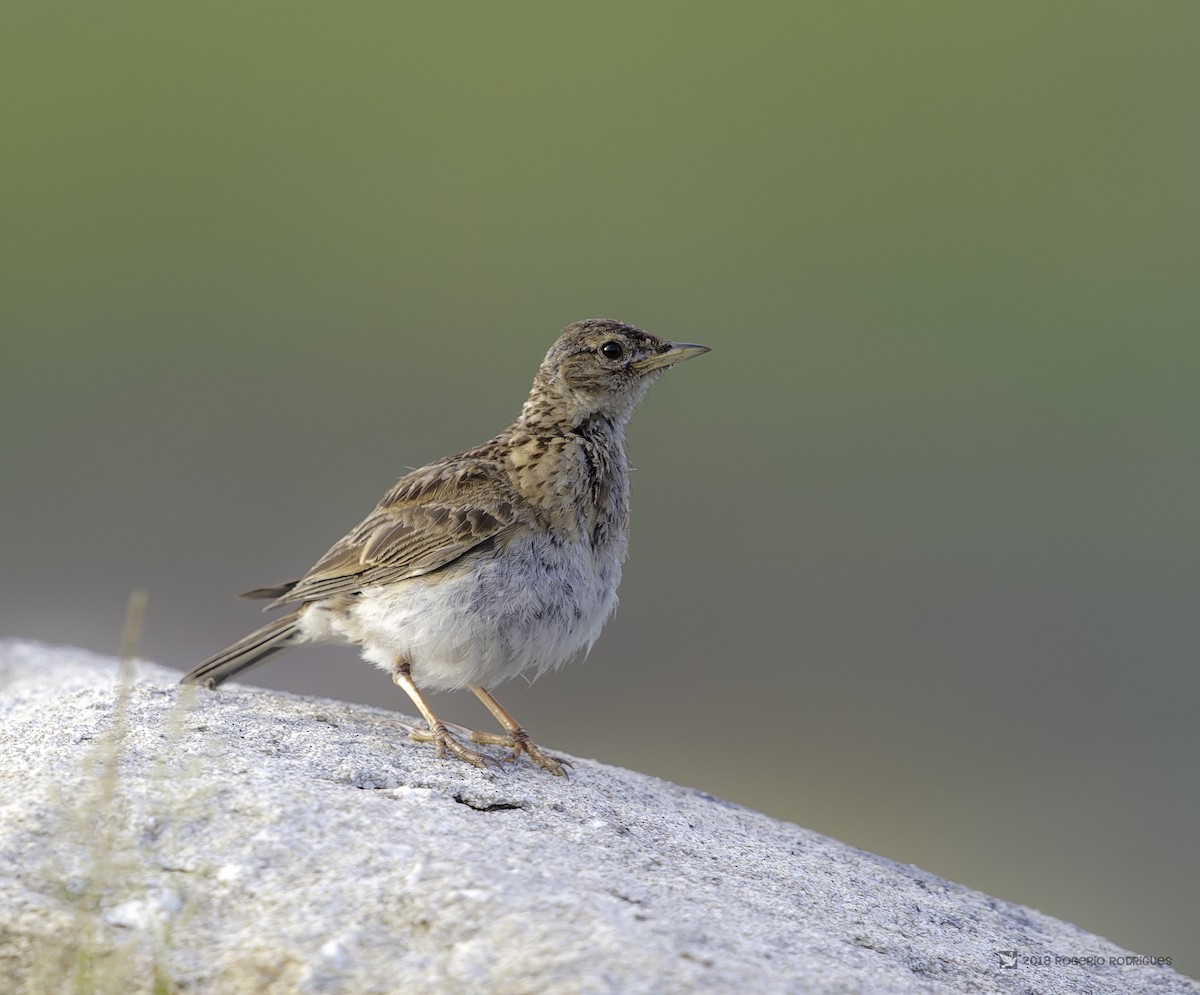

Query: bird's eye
[599,340,624,360]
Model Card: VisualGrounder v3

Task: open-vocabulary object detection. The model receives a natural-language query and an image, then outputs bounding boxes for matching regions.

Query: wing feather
[266,456,521,608]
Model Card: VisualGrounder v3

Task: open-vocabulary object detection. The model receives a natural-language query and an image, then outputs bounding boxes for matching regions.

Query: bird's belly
[307,534,623,692]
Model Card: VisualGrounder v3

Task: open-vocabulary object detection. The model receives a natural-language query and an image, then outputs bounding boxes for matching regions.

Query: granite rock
[0,640,1193,994]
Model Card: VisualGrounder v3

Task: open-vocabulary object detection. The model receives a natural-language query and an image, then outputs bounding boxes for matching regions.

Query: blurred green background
[3,1,1196,977]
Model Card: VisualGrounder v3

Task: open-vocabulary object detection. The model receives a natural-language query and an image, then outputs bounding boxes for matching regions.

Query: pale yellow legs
[467,686,571,776]
[392,662,570,775]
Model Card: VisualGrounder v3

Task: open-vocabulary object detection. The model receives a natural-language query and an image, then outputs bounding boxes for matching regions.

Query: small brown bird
[182,319,709,774]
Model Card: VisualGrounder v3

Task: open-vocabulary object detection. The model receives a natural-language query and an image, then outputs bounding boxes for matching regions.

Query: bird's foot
[409,723,503,771]
[467,728,573,776]
[512,735,572,777]
[417,720,571,777]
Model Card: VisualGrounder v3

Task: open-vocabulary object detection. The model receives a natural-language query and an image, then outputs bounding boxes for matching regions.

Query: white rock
[0,640,1193,994]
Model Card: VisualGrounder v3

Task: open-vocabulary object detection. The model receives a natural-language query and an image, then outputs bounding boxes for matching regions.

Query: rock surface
[0,640,1193,995]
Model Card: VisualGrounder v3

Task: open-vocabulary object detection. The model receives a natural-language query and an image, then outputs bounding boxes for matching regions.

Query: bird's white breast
[298,528,624,692]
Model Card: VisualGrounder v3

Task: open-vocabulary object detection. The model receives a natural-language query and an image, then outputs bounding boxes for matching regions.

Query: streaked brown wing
[268,456,520,607]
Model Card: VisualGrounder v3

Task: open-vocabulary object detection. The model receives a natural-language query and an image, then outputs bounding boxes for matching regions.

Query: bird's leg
[392,662,501,771]
[469,686,572,776]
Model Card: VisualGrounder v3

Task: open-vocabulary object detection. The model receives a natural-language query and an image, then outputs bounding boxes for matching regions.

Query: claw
[509,731,572,776]
[409,725,504,771]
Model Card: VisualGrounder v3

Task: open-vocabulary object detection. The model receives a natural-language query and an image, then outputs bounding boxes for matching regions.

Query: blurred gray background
[3,2,1196,978]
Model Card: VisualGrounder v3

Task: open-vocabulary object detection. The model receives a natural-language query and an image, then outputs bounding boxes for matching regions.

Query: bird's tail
[180,613,302,688]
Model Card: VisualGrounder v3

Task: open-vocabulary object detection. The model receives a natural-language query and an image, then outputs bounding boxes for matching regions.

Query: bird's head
[523,319,709,428]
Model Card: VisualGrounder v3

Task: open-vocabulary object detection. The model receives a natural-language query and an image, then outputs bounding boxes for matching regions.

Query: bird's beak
[633,342,711,372]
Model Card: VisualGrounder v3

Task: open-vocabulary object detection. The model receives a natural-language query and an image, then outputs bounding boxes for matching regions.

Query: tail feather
[239,580,300,602]
[181,613,302,688]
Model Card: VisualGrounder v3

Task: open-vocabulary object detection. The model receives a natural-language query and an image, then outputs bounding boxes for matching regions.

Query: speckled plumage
[182,319,709,773]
